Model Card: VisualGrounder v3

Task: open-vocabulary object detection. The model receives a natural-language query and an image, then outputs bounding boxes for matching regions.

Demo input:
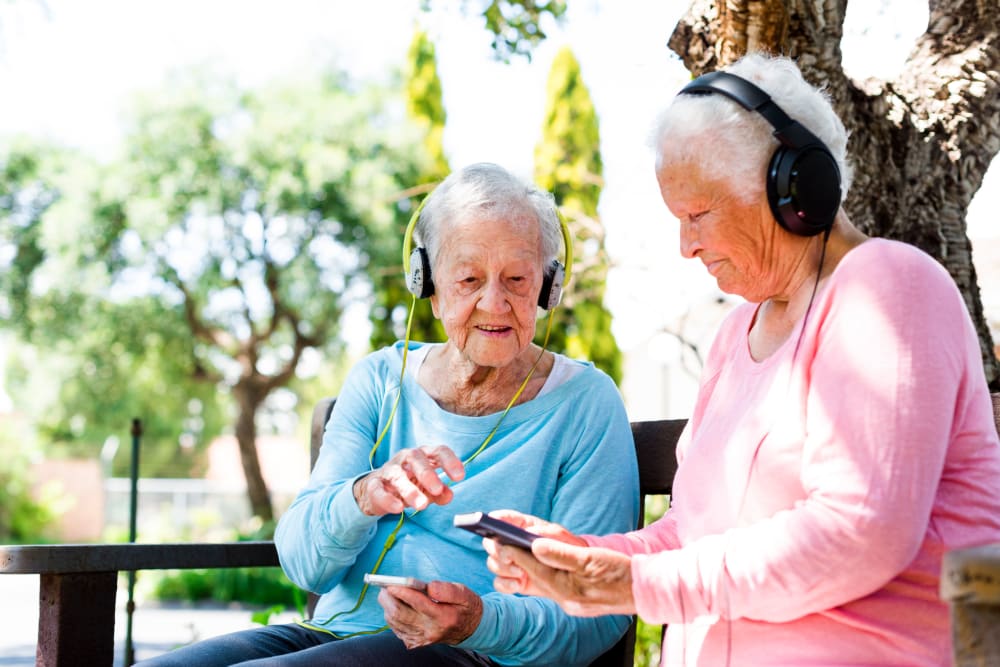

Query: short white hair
[651,53,853,204]
[414,162,562,270]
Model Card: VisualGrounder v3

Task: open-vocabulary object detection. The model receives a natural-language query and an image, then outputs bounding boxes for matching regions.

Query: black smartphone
[453,511,539,550]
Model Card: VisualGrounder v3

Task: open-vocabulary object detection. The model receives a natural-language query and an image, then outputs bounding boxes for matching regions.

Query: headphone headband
[402,191,573,307]
[680,71,825,153]
[678,70,842,237]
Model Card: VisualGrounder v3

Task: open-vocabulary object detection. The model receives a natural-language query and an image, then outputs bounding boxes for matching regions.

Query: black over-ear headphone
[679,70,842,237]
[401,197,574,310]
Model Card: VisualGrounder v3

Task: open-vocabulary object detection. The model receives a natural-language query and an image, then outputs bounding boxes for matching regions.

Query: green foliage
[0,138,229,475]
[422,0,568,63]
[0,140,91,332]
[252,604,292,626]
[151,522,305,612]
[0,411,59,542]
[369,29,451,349]
[103,68,428,516]
[634,618,664,667]
[152,566,304,610]
[405,30,450,181]
[0,458,59,543]
[5,303,228,475]
[1,66,431,504]
[534,47,622,383]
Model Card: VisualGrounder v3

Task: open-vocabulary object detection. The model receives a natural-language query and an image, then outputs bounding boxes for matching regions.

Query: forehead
[438,213,543,263]
[657,159,715,202]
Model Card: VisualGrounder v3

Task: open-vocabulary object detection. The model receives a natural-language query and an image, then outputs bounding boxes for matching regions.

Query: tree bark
[232,380,273,523]
[668,0,1000,385]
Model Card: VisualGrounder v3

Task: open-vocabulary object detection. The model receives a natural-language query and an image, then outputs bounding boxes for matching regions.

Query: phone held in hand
[453,511,539,550]
[363,573,428,591]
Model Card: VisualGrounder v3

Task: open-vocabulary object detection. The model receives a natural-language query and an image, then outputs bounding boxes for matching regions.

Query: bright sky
[1,0,997,413]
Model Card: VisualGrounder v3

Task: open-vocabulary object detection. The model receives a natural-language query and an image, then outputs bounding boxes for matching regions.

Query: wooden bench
[1,396,998,666]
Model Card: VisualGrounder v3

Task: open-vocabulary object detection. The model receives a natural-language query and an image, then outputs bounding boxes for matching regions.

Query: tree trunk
[668,0,1000,385]
[232,382,274,523]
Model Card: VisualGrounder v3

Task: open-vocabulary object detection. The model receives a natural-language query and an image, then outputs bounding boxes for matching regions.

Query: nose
[478,279,511,314]
[679,219,702,259]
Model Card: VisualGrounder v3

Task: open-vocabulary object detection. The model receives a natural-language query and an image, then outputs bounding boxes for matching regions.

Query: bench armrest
[0,541,279,574]
[0,541,280,666]
[941,542,1000,664]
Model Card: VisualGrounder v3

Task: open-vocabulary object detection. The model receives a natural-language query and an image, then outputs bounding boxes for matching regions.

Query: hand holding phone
[363,573,428,591]
[454,511,539,550]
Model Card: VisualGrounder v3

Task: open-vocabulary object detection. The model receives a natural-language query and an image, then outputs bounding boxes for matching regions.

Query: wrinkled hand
[354,445,465,516]
[485,511,635,618]
[378,581,483,649]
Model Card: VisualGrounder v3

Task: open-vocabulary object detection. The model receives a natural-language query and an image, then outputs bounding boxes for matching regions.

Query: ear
[429,293,441,319]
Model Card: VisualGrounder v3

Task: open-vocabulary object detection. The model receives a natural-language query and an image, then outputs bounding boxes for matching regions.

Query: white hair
[413,162,563,270]
[651,53,853,203]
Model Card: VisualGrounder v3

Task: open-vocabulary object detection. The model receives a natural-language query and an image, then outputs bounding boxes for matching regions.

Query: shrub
[152,566,305,612]
[0,425,58,543]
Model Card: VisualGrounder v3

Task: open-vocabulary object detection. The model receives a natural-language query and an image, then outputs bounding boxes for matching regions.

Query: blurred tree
[0,141,62,330]
[369,28,450,349]
[535,46,622,383]
[2,69,428,522]
[0,141,228,476]
[4,302,229,477]
[0,398,57,543]
[94,71,428,521]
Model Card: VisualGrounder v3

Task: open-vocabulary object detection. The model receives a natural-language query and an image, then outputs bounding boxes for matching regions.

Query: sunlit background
[1,0,996,419]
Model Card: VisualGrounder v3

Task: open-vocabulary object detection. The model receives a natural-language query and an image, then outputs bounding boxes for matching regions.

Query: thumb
[530,537,588,571]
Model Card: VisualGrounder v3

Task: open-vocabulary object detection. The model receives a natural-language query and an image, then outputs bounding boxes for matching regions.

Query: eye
[688,210,709,223]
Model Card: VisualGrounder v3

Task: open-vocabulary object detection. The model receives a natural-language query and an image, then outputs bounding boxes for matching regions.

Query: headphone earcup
[405,247,434,298]
[766,145,841,236]
[538,260,565,310]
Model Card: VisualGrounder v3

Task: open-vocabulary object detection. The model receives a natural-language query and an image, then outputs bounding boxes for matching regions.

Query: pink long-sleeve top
[588,239,1000,666]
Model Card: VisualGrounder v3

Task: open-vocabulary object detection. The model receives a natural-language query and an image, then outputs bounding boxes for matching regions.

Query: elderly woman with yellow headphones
[138,162,639,667]
[486,55,1000,666]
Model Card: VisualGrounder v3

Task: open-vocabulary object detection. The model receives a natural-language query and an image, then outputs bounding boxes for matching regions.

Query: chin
[465,342,522,368]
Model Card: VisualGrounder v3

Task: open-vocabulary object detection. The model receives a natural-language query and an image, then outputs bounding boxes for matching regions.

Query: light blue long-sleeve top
[275,341,639,666]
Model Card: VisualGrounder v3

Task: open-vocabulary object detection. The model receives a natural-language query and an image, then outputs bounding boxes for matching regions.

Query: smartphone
[363,573,428,591]
[453,511,539,550]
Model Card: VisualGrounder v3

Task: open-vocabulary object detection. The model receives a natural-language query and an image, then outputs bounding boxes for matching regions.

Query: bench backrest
[308,397,687,667]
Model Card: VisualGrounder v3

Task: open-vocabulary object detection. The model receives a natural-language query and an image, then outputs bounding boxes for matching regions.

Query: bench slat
[0,541,278,575]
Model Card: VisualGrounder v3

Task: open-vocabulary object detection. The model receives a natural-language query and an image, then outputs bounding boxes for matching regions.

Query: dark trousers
[134,622,499,667]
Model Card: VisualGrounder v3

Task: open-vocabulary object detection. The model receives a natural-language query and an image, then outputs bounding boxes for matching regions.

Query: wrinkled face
[656,153,784,303]
[429,213,544,368]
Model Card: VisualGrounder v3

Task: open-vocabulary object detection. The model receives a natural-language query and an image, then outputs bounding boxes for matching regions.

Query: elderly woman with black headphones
[486,54,1000,666]
[137,162,639,667]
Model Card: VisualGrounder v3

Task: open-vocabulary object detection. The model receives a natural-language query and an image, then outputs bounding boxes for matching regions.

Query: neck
[750,214,867,361]
[773,214,867,309]
[423,344,553,416]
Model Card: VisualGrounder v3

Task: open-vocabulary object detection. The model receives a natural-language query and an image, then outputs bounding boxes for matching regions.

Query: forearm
[275,476,379,593]
[584,510,681,555]
[460,593,630,666]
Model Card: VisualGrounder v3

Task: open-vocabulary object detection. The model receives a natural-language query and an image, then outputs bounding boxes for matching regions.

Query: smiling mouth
[476,325,512,333]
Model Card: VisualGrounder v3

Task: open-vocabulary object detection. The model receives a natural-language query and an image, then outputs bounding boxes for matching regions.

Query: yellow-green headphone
[401,195,574,309]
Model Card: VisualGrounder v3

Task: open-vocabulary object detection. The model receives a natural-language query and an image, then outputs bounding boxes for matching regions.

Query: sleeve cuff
[456,594,498,650]
[321,473,380,544]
